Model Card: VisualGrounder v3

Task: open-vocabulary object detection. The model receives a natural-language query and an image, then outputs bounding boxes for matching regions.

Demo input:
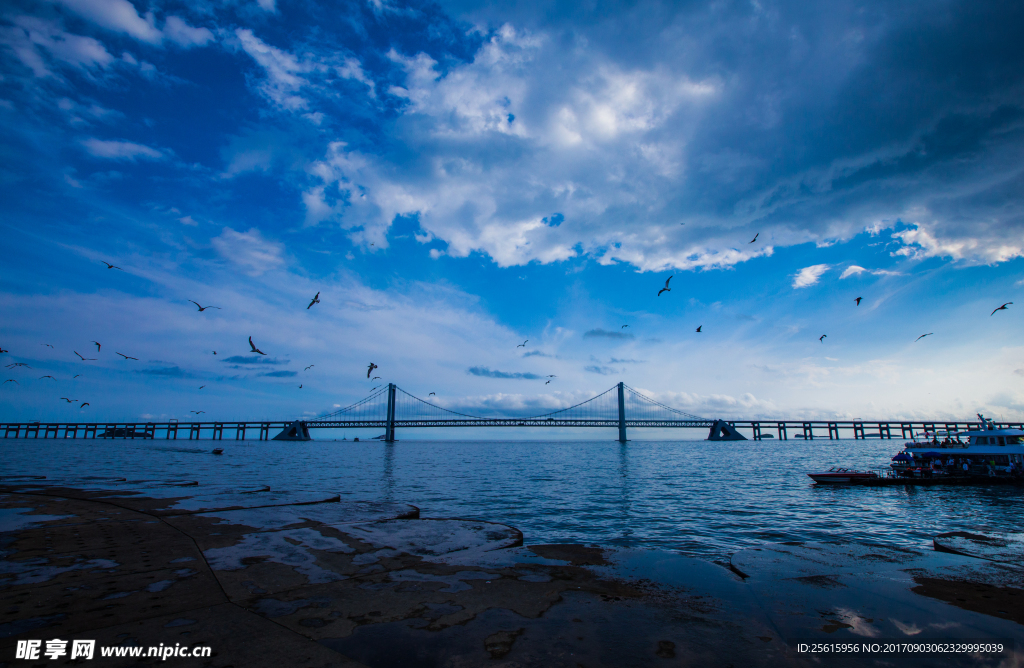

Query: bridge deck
[1,419,1016,440]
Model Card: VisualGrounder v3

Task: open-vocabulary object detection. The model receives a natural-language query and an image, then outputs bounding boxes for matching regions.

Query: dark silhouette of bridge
[1,382,1010,443]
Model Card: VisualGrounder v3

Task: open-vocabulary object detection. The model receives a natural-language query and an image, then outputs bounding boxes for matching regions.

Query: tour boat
[890,415,1024,479]
[807,467,879,483]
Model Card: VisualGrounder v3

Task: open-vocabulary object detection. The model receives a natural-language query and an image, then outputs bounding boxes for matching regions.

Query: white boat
[808,467,879,483]
[891,415,1024,479]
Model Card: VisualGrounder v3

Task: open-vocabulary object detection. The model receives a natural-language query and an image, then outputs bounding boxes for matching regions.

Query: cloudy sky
[2,0,1023,429]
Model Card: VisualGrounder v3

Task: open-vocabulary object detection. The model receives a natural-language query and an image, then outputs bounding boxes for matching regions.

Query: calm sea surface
[2,437,1021,561]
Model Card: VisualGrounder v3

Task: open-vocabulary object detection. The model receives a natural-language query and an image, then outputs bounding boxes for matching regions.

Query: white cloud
[0,16,114,77]
[892,223,1024,266]
[211,227,285,276]
[792,264,830,288]
[234,28,319,110]
[80,138,165,160]
[54,0,163,43]
[162,16,214,48]
[839,265,866,279]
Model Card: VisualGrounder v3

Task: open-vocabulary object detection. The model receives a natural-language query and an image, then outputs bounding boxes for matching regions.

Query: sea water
[2,437,1021,561]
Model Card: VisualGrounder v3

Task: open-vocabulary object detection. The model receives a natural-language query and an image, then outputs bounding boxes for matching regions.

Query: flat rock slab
[339,519,523,561]
[935,531,1024,564]
[730,542,1024,657]
[99,490,342,515]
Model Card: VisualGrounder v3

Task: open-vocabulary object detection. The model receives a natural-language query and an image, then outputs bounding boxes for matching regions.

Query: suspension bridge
[1,382,1014,442]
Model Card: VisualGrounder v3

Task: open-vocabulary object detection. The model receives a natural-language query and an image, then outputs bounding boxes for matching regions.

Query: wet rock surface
[1,483,1023,666]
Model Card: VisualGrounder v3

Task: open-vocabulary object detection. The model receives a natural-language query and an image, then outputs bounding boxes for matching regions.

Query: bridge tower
[385,383,396,442]
[617,382,627,443]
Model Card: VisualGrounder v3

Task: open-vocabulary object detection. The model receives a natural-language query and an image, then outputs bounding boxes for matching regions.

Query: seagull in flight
[991,302,1013,316]
[428,392,435,396]
[6,362,30,368]
[3,379,18,384]
[190,410,205,414]
[819,334,827,343]
[915,333,933,342]
[696,325,702,332]
[199,385,205,389]
[189,301,220,312]
[546,375,556,378]
[101,261,122,270]
[92,341,101,351]
[517,340,528,348]
[249,336,267,355]
[307,292,320,309]
[42,343,54,348]
[545,380,551,384]
[304,365,315,371]
[39,375,56,380]
[60,397,76,403]
[855,297,862,306]
[750,232,759,243]
[299,384,303,389]
[116,352,138,360]
[80,403,89,407]
[212,351,217,355]
[0,346,8,354]
[621,325,629,329]
[74,351,96,361]
[371,376,381,381]
[367,362,378,378]
[73,374,81,378]
[658,276,672,296]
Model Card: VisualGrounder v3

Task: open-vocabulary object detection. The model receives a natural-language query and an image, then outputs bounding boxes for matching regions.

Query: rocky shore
[1,479,1021,667]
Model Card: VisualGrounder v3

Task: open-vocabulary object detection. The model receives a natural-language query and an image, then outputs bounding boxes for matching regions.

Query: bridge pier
[385,383,397,443]
[617,382,627,443]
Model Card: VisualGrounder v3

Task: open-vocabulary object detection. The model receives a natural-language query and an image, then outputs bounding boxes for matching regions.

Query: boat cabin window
[1006,435,1022,444]
[998,437,1005,445]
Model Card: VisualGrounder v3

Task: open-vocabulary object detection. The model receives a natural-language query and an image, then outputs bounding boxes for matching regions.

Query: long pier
[2,383,1010,442]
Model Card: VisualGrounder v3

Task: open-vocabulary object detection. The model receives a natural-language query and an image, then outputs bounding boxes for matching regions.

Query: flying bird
[42,343,54,348]
[116,352,138,360]
[517,340,528,348]
[819,335,827,343]
[199,385,205,389]
[546,375,556,378]
[74,351,96,361]
[621,325,629,329]
[189,301,220,312]
[696,325,702,332]
[915,333,933,342]
[249,337,267,355]
[79,403,89,408]
[0,346,8,353]
[991,302,1013,316]
[367,362,378,378]
[307,292,320,309]
[212,351,217,355]
[428,392,435,396]
[60,397,76,403]
[6,362,30,368]
[750,233,759,243]
[658,275,673,296]
[3,379,18,384]
[91,341,102,351]
[304,365,315,371]
[73,374,81,378]
[371,376,381,381]
[299,384,303,389]
[545,380,551,384]
[190,410,205,414]
[39,375,56,380]
[101,261,122,270]
[855,297,862,306]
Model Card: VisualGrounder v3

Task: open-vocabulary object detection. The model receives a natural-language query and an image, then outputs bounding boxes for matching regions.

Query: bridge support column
[386,383,396,442]
[617,382,627,443]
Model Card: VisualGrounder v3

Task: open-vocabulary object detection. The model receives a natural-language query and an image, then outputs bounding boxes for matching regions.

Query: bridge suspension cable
[622,384,707,421]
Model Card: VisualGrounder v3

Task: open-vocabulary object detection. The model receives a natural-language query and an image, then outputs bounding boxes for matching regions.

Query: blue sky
[2,0,1023,426]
